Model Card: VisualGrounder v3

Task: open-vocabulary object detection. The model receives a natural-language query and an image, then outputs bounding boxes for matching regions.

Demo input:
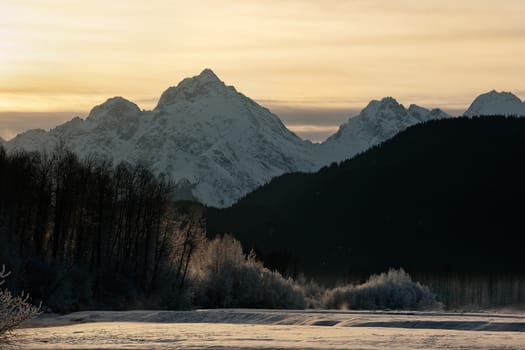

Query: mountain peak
[155,68,229,110]
[320,97,451,163]
[87,97,141,122]
[197,68,221,83]
[99,96,137,107]
[408,104,451,121]
[371,97,402,108]
[464,90,525,116]
[408,104,429,113]
[360,97,406,118]
[484,90,521,101]
[380,96,399,104]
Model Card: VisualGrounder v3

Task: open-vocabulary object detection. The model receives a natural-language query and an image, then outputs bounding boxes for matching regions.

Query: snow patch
[16,310,525,349]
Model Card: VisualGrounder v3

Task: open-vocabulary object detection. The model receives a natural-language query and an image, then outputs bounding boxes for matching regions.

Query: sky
[1,0,524,142]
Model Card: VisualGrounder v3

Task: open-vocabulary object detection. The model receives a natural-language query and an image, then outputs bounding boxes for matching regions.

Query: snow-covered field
[15,309,525,349]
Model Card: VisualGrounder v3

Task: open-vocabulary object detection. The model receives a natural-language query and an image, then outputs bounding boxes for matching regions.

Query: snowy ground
[15,309,525,349]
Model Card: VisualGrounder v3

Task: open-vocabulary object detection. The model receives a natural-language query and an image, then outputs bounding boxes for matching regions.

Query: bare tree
[172,204,206,293]
[0,264,41,341]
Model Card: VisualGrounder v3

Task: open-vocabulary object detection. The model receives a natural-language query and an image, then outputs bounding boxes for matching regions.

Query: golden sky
[1,0,524,141]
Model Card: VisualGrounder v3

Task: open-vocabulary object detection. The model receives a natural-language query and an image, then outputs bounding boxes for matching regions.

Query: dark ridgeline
[207,116,525,307]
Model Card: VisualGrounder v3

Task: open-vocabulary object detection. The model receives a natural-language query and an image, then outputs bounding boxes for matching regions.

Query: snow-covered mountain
[317,97,451,163]
[5,69,317,207]
[8,70,519,207]
[464,90,525,117]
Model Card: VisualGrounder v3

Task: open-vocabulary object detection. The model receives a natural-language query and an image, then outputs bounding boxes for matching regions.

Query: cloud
[287,125,340,133]
[0,128,17,141]
[1,0,523,128]
[0,111,79,140]
[287,124,340,143]
[265,104,354,125]
[0,106,345,143]
[264,105,352,142]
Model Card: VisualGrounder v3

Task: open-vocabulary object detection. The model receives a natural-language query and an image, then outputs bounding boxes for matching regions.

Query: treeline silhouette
[0,145,318,311]
[207,116,525,308]
[0,144,198,310]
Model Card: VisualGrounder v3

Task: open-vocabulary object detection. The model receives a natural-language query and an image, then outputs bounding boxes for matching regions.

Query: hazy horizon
[2,0,524,141]
[0,89,470,143]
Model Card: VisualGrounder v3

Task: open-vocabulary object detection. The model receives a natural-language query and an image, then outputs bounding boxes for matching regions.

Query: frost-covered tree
[1,265,41,340]
[197,235,306,309]
[323,268,442,310]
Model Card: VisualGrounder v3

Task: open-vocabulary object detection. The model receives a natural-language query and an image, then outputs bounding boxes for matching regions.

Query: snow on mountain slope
[6,97,145,161]
[6,74,520,207]
[5,69,317,207]
[464,90,525,117]
[6,128,59,153]
[138,69,318,206]
[317,97,451,163]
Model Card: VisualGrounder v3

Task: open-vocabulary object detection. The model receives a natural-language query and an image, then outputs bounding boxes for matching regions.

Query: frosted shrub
[199,235,306,309]
[1,265,41,340]
[296,276,325,309]
[323,268,442,310]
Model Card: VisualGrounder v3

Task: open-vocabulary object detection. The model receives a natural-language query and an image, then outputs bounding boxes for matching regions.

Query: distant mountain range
[3,69,524,206]
[5,70,317,207]
[207,116,525,280]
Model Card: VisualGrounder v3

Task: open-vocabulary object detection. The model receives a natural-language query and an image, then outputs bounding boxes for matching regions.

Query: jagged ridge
[5,70,317,207]
[4,71,523,207]
[317,97,451,163]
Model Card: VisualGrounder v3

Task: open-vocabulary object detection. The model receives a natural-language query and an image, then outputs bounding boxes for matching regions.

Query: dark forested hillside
[207,117,525,282]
